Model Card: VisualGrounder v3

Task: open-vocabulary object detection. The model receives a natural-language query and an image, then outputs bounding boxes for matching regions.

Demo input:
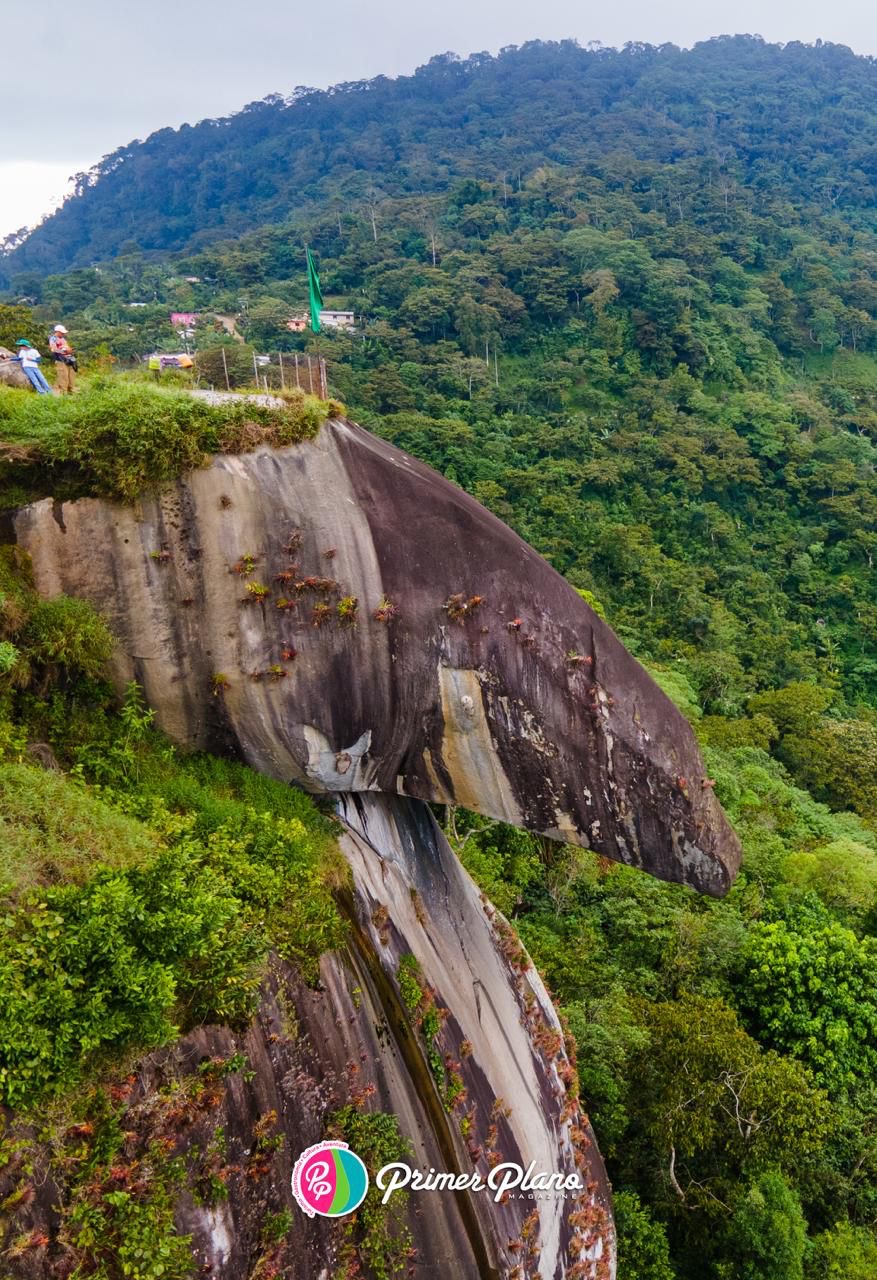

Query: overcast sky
[2,0,875,240]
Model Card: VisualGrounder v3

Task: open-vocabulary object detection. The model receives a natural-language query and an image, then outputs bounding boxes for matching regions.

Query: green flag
[307,247,323,333]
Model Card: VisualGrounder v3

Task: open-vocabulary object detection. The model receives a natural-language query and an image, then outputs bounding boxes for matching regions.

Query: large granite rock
[12,416,741,896]
[0,794,614,1280]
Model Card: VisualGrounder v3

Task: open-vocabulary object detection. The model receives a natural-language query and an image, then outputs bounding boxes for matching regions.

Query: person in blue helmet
[14,339,52,394]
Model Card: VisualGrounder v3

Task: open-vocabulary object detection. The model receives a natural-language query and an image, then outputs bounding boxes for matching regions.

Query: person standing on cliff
[14,340,52,394]
[49,324,77,394]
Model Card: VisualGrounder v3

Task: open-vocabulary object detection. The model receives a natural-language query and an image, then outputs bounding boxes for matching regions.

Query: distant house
[319,310,356,330]
[170,312,199,328]
[285,309,356,332]
[147,353,194,370]
[184,276,201,284]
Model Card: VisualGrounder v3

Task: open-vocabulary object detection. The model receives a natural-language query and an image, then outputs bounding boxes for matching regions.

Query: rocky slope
[12,416,740,897]
[6,416,741,1278]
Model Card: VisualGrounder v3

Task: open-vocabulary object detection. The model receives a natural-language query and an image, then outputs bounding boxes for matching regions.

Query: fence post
[294,352,301,389]
[279,351,286,390]
[221,347,230,391]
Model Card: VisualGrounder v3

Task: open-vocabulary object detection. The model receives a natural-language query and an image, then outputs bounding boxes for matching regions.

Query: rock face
[12,417,740,896]
[8,415,742,1279]
[4,794,613,1280]
[0,348,31,390]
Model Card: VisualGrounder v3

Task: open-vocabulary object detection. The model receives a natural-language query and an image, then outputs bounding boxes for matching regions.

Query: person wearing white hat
[49,324,77,394]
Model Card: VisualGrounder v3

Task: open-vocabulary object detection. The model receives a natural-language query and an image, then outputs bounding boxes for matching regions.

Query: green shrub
[614,1189,675,1280]
[24,595,114,681]
[807,1221,877,1278]
[0,842,262,1108]
[0,378,328,502]
[737,919,877,1092]
[0,544,35,637]
[722,1171,806,1280]
[329,1106,412,1280]
[0,762,158,893]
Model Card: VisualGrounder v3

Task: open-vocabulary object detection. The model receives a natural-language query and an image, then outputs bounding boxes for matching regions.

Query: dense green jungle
[1,33,877,1280]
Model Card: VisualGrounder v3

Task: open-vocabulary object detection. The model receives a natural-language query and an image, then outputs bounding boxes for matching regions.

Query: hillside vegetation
[1,32,877,1280]
[3,36,877,279]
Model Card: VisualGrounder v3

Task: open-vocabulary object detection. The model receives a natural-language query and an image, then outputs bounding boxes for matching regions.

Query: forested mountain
[4,34,877,282]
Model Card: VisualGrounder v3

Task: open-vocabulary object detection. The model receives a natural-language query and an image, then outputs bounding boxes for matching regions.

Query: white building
[319,310,356,330]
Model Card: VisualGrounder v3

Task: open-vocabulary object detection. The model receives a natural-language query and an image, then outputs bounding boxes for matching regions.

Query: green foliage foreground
[0,551,344,1111]
[0,376,333,504]
[450,672,877,1276]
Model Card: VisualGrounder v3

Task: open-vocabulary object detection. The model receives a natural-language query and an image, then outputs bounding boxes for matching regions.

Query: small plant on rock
[300,575,339,595]
[566,650,592,666]
[444,593,484,624]
[231,553,257,576]
[312,602,332,628]
[244,581,270,602]
[211,673,230,696]
[373,596,398,624]
[337,596,359,627]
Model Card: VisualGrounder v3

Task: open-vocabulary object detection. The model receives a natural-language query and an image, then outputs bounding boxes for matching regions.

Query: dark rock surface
[13,416,741,896]
[1,795,614,1280]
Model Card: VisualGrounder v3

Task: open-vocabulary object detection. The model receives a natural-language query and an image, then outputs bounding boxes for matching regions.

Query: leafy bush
[0,378,328,502]
[0,844,259,1107]
[723,1171,806,1280]
[736,919,877,1093]
[0,762,157,893]
[24,595,114,681]
[807,1221,877,1278]
[613,1190,675,1280]
[329,1106,412,1280]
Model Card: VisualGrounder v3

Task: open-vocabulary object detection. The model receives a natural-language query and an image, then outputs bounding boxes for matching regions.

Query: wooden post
[495,347,499,387]
[279,351,286,390]
[294,352,301,389]
[221,347,230,391]
[320,357,328,400]
[252,351,259,385]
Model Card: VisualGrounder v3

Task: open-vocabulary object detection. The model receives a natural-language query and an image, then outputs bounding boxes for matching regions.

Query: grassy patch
[0,376,336,505]
[0,763,158,894]
[0,545,347,1109]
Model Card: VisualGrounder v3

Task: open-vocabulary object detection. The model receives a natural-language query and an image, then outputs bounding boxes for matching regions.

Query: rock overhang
[11,415,741,897]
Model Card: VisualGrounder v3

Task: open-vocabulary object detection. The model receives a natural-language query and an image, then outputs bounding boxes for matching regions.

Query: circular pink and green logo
[292,1141,369,1218]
